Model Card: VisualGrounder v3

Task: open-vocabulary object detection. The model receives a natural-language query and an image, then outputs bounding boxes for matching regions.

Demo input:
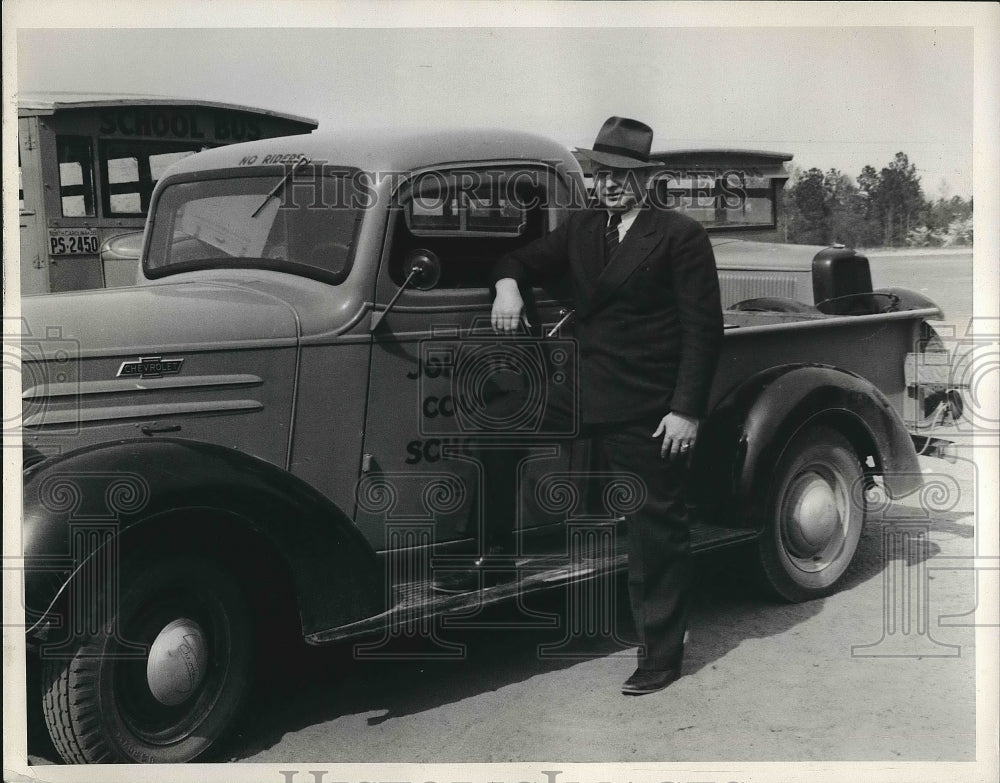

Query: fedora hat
[575,116,660,169]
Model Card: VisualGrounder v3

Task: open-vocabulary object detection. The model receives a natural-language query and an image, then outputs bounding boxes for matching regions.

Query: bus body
[17,92,317,295]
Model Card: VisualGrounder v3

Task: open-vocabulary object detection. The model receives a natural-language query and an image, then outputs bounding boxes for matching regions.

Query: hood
[21,279,299,357]
[20,279,302,467]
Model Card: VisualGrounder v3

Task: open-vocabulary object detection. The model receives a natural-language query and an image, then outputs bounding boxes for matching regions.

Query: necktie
[605,212,622,262]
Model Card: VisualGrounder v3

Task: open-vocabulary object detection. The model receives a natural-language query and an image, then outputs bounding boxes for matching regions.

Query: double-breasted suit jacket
[493,204,725,424]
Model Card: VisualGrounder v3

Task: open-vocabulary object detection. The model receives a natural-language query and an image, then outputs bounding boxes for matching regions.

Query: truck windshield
[145,172,362,284]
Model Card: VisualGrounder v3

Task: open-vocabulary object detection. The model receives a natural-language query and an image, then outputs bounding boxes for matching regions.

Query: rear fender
[22,439,383,641]
[692,364,922,528]
[875,286,944,319]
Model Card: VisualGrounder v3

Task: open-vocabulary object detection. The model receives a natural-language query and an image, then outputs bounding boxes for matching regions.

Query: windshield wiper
[251,155,309,218]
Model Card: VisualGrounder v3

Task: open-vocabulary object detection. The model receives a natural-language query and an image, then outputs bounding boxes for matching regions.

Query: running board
[305,522,757,645]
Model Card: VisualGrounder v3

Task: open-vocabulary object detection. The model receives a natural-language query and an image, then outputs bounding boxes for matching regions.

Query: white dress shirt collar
[608,205,641,241]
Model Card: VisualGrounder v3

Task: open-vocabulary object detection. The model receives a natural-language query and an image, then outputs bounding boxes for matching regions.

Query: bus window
[99,140,202,216]
[649,171,781,230]
[56,135,96,217]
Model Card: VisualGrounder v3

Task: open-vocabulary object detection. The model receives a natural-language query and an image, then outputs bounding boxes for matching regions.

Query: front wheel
[42,555,252,763]
[756,425,867,602]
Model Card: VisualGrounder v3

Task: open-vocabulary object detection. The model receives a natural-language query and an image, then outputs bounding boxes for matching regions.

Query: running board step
[305,522,756,645]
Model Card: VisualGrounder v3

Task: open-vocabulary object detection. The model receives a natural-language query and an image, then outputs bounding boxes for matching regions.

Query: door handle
[141,423,182,436]
[547,309,575,338]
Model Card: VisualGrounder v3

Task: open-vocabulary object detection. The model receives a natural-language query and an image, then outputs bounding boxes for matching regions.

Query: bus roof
[651,148,793,174]
[16,91,318,128]
[574,147,793,177]
[651,148,793,164]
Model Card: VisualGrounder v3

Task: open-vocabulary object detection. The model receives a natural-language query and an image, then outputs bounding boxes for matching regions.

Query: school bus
[17,92,317,294]
[575,147,794,242]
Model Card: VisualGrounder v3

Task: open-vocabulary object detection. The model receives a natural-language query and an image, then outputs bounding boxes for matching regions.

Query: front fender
[22,439,383,639]
[692,364,922,527]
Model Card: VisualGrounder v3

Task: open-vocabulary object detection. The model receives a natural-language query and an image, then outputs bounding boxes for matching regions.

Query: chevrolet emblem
[117,356,184,379]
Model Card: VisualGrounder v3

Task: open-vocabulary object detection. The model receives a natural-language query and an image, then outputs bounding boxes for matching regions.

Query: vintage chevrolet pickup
[19,128,956,763]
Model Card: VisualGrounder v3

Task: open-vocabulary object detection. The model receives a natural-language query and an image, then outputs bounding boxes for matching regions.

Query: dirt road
[193,453,974,764]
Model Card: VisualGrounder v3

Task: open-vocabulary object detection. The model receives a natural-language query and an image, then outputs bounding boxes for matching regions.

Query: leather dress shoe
[621,667,680,695]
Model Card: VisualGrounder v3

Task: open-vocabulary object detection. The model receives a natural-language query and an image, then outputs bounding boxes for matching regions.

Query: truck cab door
[358,165,580,558]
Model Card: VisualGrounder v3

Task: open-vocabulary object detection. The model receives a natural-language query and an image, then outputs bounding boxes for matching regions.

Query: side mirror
[370,249,442,331]
[406,249,441,290]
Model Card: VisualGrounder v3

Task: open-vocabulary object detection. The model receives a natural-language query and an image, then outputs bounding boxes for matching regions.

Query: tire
[756,425,866,602]
[41,555,252,763]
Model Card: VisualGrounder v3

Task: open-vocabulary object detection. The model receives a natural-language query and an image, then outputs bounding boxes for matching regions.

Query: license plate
[48,229,100,256]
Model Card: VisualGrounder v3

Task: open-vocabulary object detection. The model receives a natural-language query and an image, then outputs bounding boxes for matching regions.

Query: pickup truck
[19,127,956,764]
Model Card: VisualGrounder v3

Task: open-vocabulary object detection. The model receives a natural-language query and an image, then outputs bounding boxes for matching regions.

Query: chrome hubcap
[145,617,209,706]
[783,470,844,568]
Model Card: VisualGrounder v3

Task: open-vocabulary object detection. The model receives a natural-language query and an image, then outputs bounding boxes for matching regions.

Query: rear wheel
[757,425,867,602]
[42,555,252,763]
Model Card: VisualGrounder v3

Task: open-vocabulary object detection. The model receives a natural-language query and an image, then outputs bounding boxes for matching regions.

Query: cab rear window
[407,189,527,236]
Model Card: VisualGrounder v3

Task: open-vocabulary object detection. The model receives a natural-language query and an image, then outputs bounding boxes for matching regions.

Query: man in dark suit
[490,116,724,695]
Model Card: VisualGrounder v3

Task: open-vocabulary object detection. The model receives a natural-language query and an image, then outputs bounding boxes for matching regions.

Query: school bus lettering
[214,113,261,142]
[98,108,206,140]
[96,109,261,143]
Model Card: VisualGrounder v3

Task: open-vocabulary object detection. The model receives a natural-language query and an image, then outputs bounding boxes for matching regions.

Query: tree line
[779,152,973,248]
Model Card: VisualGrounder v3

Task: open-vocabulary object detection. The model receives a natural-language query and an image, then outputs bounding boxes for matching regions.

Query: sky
[8,5,979,198]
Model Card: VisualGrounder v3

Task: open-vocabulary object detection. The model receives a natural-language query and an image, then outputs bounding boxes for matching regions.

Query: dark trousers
[477,380,692,672]
[591,419,692,671]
